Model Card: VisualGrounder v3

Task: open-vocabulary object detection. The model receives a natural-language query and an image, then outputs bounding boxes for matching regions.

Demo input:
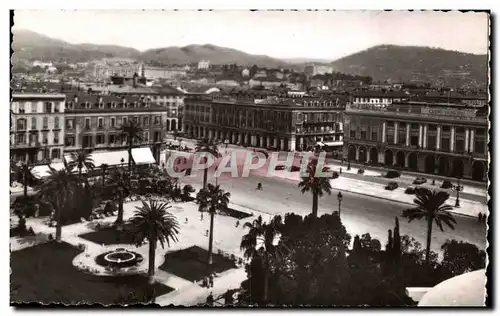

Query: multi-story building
[184,92,345,151]
[63,93,169,161]
[198,60,210,70]
[304,65,334,77]
[343,99,488,182]
[10,93,66,164]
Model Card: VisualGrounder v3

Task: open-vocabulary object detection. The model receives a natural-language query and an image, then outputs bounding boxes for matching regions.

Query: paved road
[179,166,487,254]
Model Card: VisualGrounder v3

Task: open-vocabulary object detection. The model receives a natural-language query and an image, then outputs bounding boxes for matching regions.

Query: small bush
[441,180,453,189]
[385,170,401,178]
[405,187,416,194]
[48,233,53,240]
[357,168,365,175]
[28,226,35,236]
[385,182,399,190]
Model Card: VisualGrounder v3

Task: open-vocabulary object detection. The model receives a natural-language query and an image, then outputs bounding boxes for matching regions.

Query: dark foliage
[385,170,401,179]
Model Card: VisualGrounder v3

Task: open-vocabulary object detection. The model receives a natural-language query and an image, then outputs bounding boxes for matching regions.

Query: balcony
[12,141,41,148]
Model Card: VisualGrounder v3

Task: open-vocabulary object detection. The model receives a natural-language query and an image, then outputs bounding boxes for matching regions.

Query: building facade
[304,65,334,77]
[63,93,169,161]
[183,93,345,151]
[343,100,488,181]
[10,93,66,164]
[198,60,210,70]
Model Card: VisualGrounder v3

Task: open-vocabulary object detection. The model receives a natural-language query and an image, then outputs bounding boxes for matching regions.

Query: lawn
[78,224,135,245]
[159,246,236,282]
[10,242,173,305]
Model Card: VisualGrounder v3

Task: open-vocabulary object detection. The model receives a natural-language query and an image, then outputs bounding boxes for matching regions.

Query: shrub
[48,233,53,240]
[385,182,399,190]
[441,180,453,189]
[18,217,27,234]
[405,187,416,194]
[385,170,401,178]
[357,168,365,175]
[28,226,35,236]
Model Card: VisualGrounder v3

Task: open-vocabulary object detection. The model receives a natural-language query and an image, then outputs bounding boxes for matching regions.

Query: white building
[10,93,66,164]
[242,68,250,77]
[304,65,334,76]
[198,60,210,70]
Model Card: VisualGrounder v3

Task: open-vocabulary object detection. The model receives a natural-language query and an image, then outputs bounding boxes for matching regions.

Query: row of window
[14,102,61,114]
[16,117,60,130]
[65,115,163,130]
[14,133,60,146]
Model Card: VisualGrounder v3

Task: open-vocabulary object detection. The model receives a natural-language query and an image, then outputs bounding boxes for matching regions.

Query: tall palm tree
[194,138,220,189]
[14,162,37,198]
[107,169,130,230]
[298,161,335,217]
[402,188,457,263]
[120,121,143,175]
[67,149,95,180]
[100,163,109,188]
[37,167,77,242]
[129,200,179,284]
[196,183,230,265]
[240,215,283,302]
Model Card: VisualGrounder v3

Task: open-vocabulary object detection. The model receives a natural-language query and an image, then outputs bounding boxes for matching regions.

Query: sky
[13,10,489,60]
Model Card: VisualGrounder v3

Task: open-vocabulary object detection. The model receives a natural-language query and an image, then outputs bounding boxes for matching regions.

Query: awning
[64,148,156,170]
[322,141,343,147]
[32,162,66,179]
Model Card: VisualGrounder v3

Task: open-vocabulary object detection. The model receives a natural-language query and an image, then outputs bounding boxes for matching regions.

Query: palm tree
[402,188,457,263]
[196,183,230,265]
[14,162,37,198]
[67,149,95,180]
[298,161,335,217]
[129,200,179,284]
[37,167,77,242]
[240,215,283,302]
[120,121,143,175]
[100,163,109,188]
[194,138,220,189]
[107,170,130,230]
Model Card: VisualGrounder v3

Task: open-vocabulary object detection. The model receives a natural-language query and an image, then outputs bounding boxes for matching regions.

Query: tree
[194,138,220,189]
[298,161,336,217]
[440,239,486,276]
[402,189,457,263]
[100,163,109,188]
[15,162,37,198]
[37,167,78,242]
[196,183,230,265]
[67,149,95,180]
[120,121,143,175]
[240,215,283,303]
[129,200,179,284]
[107,170,130,230]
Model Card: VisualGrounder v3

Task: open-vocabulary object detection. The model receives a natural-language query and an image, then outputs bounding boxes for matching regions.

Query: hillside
[11,29,141,62]
[330,45,488,87]
[139,44,288,68]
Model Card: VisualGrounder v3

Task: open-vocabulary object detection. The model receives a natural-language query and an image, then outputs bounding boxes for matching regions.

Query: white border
[2,1,497,315]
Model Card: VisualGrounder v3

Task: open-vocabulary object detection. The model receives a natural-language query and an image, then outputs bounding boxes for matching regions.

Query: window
[143,117,149,126]
[54,117,59,129]
[134,116,139,124]
[51,149,60,159]
[350,130,356,138]
[16,134,25,145]
[410,135,418,146]
[98,117,104,128]
[67,102,73,110]
[96,134,105,145]
[441,138,450,151]
[66,119,74,129]
[110,117,116,128]
[109,134,116,144]
[86,102,91,109]
[30,102,37,113]
[456,127,465,134]
[111,102,116,109]
[17,118,26,130]
[387,134,394,143]
[360,130,367,140]
[53,134,59,144]
[144,131,150,142]
[99,102,104,109]
[476,128,486,136]
[155,116,161,125]
[85,118,91,129]
[54,103,60,113]
[427,135,436,149]
[19,103,25,114]
[44,102,52,113]
[31,117,37,129]
[474,140,485,154]
[442,126,450,133]
[122,117,128,126]
[43,117,48,129]
[455,139,465,153]
[42,131,48,144]
[371,128,378,141]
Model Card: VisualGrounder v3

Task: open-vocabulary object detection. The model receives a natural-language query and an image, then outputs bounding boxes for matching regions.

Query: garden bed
[219,207,252,220]
[159,246,236,282]
[10,242,173,305]
[78,224,135,245]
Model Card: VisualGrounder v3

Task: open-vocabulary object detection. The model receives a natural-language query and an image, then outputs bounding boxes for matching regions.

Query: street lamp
[337,191,343,216]
[453,178,463,207]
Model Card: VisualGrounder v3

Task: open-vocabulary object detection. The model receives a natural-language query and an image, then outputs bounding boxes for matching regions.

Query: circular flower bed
[96,248,143,268]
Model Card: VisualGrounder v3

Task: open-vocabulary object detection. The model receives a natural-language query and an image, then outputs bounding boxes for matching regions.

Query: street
[179,165,487,254]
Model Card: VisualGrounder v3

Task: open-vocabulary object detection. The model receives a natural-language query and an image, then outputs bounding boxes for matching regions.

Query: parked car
[275,165,286,171]
[357,168,365,175]
[405,187,416,194]
[441,180,453,189]
[289,165,301,172]
[385,170,401,179]
[385,182,399,190]
[413,177,427,185]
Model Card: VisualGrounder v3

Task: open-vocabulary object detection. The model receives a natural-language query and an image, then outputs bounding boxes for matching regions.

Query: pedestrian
[235,220,240,228]
[432,179,436,185]
[206,292,214,306]
[340,167,342,175]
[185,217,188,224]
[483,214,487,223]
[200,213,204,221]
[205,229,209,237]
[478,213,482,222]
[209,274,214,288]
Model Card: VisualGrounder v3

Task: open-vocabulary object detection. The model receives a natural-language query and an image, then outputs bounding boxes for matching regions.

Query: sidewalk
[271,170,488,218]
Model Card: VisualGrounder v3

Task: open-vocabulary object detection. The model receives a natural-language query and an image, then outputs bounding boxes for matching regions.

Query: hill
[11,29,141,62]
[330,45,488,87]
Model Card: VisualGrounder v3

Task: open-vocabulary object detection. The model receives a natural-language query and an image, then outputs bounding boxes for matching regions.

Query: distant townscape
[10,24,489,308]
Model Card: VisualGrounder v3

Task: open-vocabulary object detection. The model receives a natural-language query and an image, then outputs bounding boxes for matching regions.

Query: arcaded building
[343,97,488,182]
